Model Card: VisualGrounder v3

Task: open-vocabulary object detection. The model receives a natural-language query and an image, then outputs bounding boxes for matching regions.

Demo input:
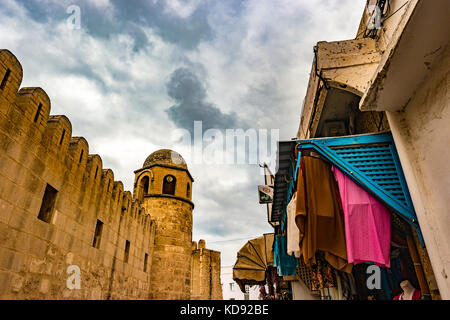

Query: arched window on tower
[186,183,191,199]
[162,175,176,195]
[139,176,150,201]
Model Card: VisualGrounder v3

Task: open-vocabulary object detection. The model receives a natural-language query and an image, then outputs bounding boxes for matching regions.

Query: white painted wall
[221,266,260,300]
[386,43,450,299]
[291,280,319,300]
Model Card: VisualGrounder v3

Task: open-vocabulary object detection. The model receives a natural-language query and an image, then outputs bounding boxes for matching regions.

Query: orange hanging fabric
[295,155,352,273]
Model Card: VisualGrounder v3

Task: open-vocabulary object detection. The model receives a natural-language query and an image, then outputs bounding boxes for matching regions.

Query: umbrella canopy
[232,233,274,293]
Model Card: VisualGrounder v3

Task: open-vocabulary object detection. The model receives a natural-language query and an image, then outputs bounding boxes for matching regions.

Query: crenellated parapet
[0,49,156,300]
[0,49,23,115]
[0,49,151,230]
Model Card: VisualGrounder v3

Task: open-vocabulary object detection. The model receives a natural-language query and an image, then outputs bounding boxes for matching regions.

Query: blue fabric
[273,235,297,276]
[294,154,301,178]
[274,154,299,277]
[381,268,392,300]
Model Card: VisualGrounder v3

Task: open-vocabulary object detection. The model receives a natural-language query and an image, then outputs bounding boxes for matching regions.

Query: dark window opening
[92,219,103,249]
[59,129,66,145]
[186,183,191,198]
[1,69,11,89]
[162,175,176,195]
[34,103,42,123]
[140,176,150,197]
[37,184,58,223]
[144,253,148,272]
[79,149,84,163]
[124,240,130,263]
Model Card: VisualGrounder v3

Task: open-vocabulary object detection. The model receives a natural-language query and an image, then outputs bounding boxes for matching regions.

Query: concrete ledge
[359,0,450,112]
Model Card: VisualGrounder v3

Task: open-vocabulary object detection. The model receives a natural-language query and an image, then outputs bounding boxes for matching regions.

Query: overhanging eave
[359,0,450,112]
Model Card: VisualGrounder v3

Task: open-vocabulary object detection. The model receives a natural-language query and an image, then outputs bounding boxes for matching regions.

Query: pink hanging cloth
[331,166,391,268]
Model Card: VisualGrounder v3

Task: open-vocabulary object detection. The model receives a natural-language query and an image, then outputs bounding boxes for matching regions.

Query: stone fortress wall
[0,49,221,300]
[191,240,222,300]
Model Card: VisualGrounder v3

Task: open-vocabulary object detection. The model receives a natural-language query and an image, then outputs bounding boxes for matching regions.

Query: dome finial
[143,149,187,170]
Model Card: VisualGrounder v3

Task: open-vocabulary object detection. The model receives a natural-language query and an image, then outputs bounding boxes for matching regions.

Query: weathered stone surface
[191,242,223,300]
[0,49,221,300]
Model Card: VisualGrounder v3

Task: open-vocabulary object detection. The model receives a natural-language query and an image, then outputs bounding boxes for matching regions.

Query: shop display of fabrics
[332,166,391,268]
[289,155,393,271]
[273,235,298,276]
[271,147,427,300]
[295,155,352,273]
[310,258,337,291]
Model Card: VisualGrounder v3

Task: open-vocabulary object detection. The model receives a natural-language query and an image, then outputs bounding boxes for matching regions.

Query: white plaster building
[221,266,260,300]
[295,0,449,300]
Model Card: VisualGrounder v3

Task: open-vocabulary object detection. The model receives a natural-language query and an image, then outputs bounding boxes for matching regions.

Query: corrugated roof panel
[271,140,296,223]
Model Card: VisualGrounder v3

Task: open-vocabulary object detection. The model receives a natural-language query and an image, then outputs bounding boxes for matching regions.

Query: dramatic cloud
[165,67,242,133]
[0,0,367,266]
[14,0,212,50]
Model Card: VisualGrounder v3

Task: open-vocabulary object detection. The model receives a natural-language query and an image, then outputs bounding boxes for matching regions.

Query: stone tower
[133,149,194,300]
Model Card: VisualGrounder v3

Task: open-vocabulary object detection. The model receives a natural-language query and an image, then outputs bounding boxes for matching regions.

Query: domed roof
[142,149,187,170]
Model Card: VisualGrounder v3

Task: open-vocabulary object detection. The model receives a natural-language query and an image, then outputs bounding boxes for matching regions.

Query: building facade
[221,266,259,300]
[232,0,449,301]
[0,49,222,300]
[294,0,448,299]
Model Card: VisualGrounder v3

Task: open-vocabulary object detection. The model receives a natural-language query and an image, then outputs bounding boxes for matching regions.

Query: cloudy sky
[0,0,366,266]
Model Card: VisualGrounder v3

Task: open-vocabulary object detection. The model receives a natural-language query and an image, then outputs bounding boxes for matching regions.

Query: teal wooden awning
[271,132,424,246]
